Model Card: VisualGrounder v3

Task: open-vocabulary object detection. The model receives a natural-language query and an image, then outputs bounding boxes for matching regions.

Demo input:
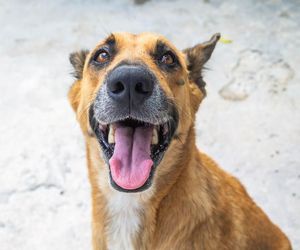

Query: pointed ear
[183,33,220,95]
[69,49,89,80]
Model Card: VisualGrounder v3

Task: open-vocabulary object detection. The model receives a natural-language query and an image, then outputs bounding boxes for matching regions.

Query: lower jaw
[99,125,170,192]
[108,167,155,193]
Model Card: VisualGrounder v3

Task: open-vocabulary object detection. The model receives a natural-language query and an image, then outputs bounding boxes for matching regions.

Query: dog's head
[69,32,219,193]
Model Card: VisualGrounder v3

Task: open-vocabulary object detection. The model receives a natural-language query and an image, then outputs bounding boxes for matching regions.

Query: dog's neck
[105,192,144,250]
[103,149,200,250]
[90,125,204,249]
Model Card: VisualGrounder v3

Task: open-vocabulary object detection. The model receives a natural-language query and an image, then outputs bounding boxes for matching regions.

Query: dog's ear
[68,50,89,112]
[183,33,220,95]
[69,49,89,80]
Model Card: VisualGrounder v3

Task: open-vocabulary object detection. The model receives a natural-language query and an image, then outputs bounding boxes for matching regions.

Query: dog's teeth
[108,125,115,144]
[151,128,158,145]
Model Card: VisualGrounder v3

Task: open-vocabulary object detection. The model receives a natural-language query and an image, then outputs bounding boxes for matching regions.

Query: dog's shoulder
[196,152,292,250]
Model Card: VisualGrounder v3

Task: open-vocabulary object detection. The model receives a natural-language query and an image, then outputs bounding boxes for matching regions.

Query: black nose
[107,65,154,107]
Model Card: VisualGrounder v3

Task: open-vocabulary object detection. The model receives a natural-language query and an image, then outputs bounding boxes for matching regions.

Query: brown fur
[68,32,291,249]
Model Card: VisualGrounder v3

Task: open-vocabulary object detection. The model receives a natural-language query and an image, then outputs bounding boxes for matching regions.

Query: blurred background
[0,0,299,249]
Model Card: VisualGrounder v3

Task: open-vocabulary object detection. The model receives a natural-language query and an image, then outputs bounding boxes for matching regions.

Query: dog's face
[69,32,219,193]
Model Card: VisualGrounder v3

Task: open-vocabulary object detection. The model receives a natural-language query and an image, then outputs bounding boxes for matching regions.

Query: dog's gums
[89,105,178,192]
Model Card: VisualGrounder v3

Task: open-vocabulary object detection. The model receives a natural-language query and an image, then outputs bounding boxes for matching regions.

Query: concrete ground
[0,0,299,249]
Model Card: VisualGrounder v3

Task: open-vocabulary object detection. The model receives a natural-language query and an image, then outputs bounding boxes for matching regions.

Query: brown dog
[68,32,291,250]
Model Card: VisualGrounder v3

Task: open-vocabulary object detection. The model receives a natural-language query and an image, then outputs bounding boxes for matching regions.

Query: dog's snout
[107,65,154,107]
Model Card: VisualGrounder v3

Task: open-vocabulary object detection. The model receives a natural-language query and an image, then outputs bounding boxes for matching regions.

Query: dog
[68,32,291,250]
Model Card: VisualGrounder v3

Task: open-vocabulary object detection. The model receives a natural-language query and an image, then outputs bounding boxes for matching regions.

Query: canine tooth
[152,128,158,145]
[108,125,115,144]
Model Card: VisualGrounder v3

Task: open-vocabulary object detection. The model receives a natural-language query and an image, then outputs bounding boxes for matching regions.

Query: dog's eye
[160,52,175,65]
[95,50,110,64]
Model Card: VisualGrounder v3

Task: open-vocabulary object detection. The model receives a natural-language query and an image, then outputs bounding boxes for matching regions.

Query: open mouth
[89,107,178,192]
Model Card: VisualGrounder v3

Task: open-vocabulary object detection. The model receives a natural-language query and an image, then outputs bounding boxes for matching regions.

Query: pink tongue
[109,125,153,190]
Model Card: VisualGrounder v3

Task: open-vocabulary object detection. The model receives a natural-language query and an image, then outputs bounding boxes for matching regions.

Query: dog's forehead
[115,32,159,43]
[97,32,176,52]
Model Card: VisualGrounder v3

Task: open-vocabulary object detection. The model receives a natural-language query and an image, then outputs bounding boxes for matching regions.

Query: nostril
[111,81,125,94]
[135,82,149,94]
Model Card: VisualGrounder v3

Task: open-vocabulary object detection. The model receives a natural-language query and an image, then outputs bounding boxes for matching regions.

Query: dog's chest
[106,193,143,250]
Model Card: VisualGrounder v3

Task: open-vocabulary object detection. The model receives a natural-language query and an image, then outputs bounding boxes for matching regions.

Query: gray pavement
[0,0,299,249]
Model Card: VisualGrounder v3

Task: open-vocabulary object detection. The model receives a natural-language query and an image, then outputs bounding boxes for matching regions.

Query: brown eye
[96,51,110,63]
[161,53,175,65]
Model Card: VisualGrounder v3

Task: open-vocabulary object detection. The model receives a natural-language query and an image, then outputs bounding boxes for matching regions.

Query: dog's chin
[89,107,178,193]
